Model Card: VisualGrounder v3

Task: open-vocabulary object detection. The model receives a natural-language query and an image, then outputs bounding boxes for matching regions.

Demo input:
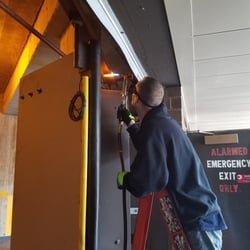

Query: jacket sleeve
[127,123,141,150]
[124,124,169,197]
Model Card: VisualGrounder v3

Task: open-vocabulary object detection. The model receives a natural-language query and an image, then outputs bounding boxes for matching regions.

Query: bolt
[37,88,42,94]
[139,5,145,11]
[114,239,120,245]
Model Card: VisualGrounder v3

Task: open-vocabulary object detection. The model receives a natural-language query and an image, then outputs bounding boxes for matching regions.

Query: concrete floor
[0,237,10,250]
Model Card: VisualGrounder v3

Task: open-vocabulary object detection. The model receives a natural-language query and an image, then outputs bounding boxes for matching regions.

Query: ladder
[132,190,191,250]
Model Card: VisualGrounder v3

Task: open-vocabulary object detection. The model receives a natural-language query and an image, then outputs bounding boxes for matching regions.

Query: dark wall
[100,90,131,250]
[189,130,250,250]
[107,0,180,86]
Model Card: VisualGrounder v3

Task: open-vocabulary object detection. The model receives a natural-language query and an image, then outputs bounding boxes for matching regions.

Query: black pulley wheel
[68,91,85,121]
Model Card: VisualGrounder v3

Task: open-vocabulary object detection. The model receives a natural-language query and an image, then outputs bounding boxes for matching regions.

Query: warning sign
[189,130,250,250]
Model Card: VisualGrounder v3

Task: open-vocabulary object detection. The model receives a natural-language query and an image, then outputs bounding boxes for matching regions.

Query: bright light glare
[103,72,120,78]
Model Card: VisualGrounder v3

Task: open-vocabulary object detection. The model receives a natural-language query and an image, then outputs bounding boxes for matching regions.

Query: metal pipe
[71,0,99,40]
[79,75,89,250]
[0,0,65,57]
[74,21,88,70]
[86,40,101,250]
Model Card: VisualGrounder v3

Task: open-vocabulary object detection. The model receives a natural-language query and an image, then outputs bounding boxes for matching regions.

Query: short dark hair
[137,76,164,107]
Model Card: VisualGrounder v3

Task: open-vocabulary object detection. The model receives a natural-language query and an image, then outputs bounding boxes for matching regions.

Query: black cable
[118,123,128,250]
[68,74,85,121]
[68,91,85,121]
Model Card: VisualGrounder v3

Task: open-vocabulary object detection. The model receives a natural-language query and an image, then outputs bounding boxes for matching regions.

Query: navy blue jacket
[124,103,227,231]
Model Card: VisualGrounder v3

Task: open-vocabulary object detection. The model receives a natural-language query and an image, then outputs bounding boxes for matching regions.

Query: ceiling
[0,0,132,114]
[165,0,250,131]
[0,1,71,114]
[90,0,250,131]
[0,0,44,93]
[1,0,250,132]
[107,0,180,86]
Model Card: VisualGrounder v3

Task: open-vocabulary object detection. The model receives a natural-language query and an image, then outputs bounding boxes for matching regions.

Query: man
[117,77,227,250]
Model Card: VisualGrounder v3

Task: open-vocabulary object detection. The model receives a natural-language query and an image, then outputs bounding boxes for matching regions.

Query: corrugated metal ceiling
[166,0,250,131]
[107,0,180,86]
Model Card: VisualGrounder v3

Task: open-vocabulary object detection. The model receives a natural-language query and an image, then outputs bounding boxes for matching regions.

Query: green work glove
[117,171,127,189]
[117,104,135,126]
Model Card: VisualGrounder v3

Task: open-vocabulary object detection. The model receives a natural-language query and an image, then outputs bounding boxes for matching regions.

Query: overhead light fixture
[86,0,147,80]
[103,72,120,78]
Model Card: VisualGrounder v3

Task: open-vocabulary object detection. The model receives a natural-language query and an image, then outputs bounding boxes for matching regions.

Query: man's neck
[139,106,151,122]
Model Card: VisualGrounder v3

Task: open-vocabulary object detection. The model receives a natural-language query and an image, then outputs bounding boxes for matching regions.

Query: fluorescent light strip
[87,0,147,80]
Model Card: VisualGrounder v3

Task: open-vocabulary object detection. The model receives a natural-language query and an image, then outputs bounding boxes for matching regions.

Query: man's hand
[117,104,135,126]
[117,171,127,189]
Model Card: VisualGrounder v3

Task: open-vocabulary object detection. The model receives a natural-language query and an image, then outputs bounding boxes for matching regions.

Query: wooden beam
[0,0,9,39]
[1,0,59,113]
[60,24,75,55]
[0,0,64,57]
[0,94,3,112]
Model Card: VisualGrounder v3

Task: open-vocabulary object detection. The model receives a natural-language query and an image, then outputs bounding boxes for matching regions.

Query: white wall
[0,113,17,236]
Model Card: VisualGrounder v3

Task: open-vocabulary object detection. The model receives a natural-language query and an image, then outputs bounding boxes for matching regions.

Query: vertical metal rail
[86,40,101,250]
[118,76,129,250]
[118,124,128,250]
[79,76,89,250]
